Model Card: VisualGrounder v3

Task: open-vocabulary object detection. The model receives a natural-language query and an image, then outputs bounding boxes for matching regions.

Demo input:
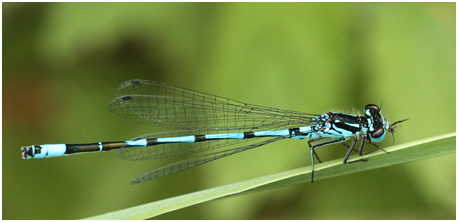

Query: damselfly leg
[307,137,347,182]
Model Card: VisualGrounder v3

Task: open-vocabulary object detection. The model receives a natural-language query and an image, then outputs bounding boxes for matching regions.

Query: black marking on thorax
[330,113,362,134]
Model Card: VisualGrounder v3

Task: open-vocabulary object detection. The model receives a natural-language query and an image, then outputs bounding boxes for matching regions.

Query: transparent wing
[130,137,284,184]
[108,79,317,130]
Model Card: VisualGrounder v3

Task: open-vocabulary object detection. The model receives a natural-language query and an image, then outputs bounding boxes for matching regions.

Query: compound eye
[370,127,385,139]
[364,104,380,117]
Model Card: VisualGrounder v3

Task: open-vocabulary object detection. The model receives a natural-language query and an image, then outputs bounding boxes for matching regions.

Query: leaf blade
[84,132,456,220]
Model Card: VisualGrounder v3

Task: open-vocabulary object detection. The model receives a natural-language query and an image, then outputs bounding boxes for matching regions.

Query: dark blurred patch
[3,75,58,130]
[253,186,305,219]
[3,3,48,35]
[3,3,49,73]
[79,34,171,80]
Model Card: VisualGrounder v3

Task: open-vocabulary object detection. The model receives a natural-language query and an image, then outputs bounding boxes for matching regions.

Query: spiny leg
[307,137,328,163]
[345,136,370,164]
[340,141,360,154]
[308,137,347,183]
[359,139,390,156]
[358,136,366,155]
[343,136,358,164]
[346,136,390,164]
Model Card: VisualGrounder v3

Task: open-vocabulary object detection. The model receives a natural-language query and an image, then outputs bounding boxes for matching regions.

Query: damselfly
[22,79,409,184]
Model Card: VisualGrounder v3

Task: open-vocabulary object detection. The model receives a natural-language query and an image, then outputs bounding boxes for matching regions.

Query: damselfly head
[388,118,410,144]
[364,104,389,142]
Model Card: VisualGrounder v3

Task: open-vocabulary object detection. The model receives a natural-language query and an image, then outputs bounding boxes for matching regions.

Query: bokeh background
[3,2,455,219]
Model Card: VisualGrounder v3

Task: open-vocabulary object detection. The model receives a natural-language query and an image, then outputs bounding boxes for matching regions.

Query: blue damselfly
[22,80,408,184]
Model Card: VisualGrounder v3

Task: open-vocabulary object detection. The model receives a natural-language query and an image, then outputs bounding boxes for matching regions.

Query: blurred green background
[3,2,455,219]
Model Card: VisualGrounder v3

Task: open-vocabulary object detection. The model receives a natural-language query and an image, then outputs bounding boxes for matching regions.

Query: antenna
[389,118,411,144]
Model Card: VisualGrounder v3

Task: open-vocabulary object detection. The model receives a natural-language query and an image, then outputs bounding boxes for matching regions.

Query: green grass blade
[84,132,456,220]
